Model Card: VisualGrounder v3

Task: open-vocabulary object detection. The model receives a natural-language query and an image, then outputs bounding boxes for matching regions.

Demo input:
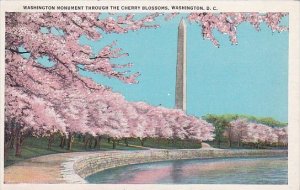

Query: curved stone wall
[66,149,287,183]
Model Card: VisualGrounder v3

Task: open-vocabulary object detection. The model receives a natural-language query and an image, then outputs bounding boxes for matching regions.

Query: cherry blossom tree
[5,87,34,156]
[130,102,153,146]
[5,12,162,153]
[185,116,215,144]
[230,119,287,148]
[274,126,288,146]
[5,87,66,155]
[5,12,288,155]
[228,118,248,147]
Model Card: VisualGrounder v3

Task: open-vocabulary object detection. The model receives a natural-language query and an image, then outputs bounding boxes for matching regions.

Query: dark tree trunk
[88,136,93,149]
[4,131,11,160]
[15,139,21,157]
[67,134,74,151]
[228,128,232,148]
[84,136,90,150]
[4,125,12,160]
[112,140,116,149]
[4,142,9,160]
[14,126,26,157]
[15,130,22,157]
[107,138,111,143]
[157,138,161,145]
[139,138,145,147]
[9,134,15,149]
[93,136,98,149]
[124,138,129,147]
[48,134,55,149]
[94,136,101,149]
[228,139,232,148]
[60,135,66,148]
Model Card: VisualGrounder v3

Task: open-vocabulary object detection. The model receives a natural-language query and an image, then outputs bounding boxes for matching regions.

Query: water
[85,156,288,184]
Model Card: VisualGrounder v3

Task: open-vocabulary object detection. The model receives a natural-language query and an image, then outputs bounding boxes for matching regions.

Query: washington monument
[175,19,187,112]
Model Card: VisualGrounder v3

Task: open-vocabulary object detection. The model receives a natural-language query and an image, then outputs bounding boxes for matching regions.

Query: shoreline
[4,148,288,184]
[71,149,288,183]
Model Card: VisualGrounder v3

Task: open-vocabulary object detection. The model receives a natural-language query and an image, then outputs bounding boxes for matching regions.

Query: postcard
[0,1,299,190]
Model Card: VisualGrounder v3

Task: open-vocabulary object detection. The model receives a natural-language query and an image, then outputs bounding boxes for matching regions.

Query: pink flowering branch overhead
[187,12,288,47]
[5,12,162,91]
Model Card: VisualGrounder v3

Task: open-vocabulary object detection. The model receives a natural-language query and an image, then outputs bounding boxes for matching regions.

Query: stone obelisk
[175,19,186,112]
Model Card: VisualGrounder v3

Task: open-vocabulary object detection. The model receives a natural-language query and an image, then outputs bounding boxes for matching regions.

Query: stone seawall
[67,149,287,183]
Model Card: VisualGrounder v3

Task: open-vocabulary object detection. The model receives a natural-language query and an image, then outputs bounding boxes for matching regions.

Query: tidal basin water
[85,156,287,184]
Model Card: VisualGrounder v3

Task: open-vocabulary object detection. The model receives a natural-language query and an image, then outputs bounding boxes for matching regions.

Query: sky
[78,13,288,122]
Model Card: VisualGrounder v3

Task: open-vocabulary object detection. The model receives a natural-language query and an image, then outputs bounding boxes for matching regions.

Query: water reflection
[171,160,184,183]
[85,157,288,184]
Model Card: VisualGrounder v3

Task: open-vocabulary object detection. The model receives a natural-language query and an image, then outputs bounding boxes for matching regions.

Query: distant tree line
[202,114,288,148]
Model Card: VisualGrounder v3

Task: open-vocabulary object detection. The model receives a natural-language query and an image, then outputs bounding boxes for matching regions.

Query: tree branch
[6,48,30,54]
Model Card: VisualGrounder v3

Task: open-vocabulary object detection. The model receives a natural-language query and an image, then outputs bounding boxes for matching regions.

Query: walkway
[4,152,93,183]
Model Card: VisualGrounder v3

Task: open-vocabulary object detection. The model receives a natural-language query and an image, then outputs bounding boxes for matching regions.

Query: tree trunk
[15,132,25,157]
[48,134,55,149]
[228,139,232,148]
[124,138,129,146]
[107,138,111,143]
[15,139,21,157]
[4,141,10,160]
[60,135,66,148]
[139,138,145,146]
[67,134,74,150]
[9,134,15,149]
[4,127,12,160]
[77,134,81,141]
[84,136,90,150]
[93,136,98,149]
[94,136,101,149]
[88,136,93,149]
[15,130,22,157]
[112,140,116,149]
[157,138,161,145]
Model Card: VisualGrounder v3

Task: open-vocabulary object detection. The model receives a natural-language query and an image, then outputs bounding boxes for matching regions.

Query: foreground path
[4,152,95,183]
[4,148,287,184]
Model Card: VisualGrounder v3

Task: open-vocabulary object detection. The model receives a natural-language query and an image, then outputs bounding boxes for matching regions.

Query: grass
[5,136,203,167]
[5,136,286,167]
[5,136,144,167]
[126,138,202,149]
[206,141,288,150]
